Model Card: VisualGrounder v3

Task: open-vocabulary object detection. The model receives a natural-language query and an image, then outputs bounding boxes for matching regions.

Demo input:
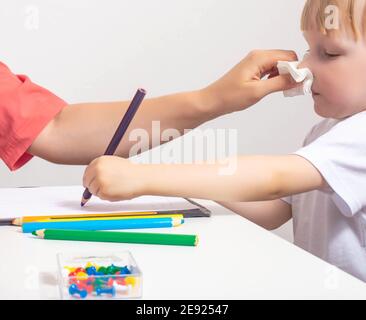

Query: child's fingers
[259,74,297,96]
[254,49,298,74]
[267,69,279,79]
[87,178,100,197]
[82,166,93,188]
[82,158,100,188]
[261,66,278,79]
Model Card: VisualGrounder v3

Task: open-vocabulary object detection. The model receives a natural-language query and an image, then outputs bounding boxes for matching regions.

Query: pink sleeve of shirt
[0,61,67,171]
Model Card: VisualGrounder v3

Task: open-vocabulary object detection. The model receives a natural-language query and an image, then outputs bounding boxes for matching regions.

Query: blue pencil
[22,217,183,233]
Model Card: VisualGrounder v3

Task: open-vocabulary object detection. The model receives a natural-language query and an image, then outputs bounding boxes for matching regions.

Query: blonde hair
[301,0,366,40]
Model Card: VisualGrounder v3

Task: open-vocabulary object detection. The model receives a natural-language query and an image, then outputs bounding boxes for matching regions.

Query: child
[83,0,366,283]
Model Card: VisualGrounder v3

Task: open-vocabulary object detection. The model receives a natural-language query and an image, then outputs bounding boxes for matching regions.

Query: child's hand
[201,49,298,114]
[82,156,146,201]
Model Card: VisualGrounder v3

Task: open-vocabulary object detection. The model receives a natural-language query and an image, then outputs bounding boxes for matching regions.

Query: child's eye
[324,51,341,58]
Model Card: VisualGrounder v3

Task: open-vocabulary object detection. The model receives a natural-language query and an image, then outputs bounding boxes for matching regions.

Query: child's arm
[28,91,210,165]
[28,49,297,165]
[217,200,292,230]
[82,154,327,203]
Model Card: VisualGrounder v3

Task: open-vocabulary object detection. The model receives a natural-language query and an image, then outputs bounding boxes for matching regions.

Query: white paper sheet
[0,186,199,219]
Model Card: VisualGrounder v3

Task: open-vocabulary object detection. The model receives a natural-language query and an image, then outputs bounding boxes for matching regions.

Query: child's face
[301,30,366,119]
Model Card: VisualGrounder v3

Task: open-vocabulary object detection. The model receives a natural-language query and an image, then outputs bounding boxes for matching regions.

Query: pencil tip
[81,196,90,207]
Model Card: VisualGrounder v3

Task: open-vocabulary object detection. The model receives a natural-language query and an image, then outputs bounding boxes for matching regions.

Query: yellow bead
[86,262,99,269]
[64,266,76,273]
[125,276,136,286]
[76,272,88,281]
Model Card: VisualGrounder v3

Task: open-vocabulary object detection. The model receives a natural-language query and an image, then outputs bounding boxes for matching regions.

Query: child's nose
[298,59,309,69]
[298,61,307,69]
[297,54,315,93]
[298,51,311,69]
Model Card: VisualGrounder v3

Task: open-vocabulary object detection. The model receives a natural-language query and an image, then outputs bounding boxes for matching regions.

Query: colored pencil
[81,88,146,206]
[8,208,204,227]
[13,212,172,225]
[22,216,183,233]
[0,218,14,226]
[31,213,182,223]
[12,211,157,226]
[33,229,199,246]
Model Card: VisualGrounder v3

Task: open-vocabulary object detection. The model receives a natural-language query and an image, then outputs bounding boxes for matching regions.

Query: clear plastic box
[57,251,142,299]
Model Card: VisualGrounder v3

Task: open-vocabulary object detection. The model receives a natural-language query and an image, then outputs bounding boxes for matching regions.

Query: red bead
[76,280,93,293]
[116,277,126,285]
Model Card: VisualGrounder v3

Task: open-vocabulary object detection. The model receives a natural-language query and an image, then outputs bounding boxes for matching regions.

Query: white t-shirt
[282,110,366,282]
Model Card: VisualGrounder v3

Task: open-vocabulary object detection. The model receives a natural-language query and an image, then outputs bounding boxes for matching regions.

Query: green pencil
[32,229,199,247]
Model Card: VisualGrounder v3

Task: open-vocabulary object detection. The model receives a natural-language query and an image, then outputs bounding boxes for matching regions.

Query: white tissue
[277,61,313,97]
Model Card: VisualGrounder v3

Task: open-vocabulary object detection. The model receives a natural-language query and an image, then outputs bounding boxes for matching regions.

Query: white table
[1,199,366,299]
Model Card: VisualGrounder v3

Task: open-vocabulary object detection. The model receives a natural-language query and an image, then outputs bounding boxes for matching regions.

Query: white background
[0,0,321,241]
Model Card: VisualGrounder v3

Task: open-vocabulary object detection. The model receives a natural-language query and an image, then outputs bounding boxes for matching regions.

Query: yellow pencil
[12,211,162,226]
[34,214,183,223]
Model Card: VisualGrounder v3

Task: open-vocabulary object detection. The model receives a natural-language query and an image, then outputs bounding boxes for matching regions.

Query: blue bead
[120,266,131,274]
[68,284,88,299]
[96,286,116,297]
[86,266,97,275]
